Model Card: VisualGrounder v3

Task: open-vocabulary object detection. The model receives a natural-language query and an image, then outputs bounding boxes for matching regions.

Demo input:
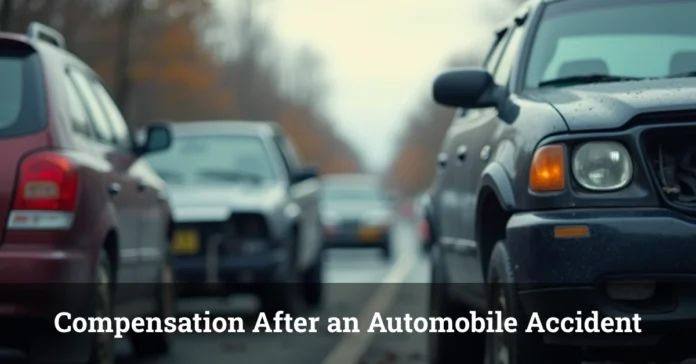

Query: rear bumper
[0,245,92,317]
[506,208,696,351]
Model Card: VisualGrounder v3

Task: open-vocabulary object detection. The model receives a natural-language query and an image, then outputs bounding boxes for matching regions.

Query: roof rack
[26,22,66,49]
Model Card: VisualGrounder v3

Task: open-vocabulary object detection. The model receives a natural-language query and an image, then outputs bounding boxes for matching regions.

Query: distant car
[144,121,325,313]
[320,175,395,259]
[0,23,174,364]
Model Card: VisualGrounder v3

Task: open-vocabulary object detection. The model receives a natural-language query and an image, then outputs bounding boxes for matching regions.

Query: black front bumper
[174,249,286,295]
[506,208,696,350]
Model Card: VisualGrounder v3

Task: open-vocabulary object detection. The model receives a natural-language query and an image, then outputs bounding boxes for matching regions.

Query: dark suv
[0,23,174,363]
[427,0,696,363]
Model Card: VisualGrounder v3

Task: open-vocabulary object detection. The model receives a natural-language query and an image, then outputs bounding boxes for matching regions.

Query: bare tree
[114,0,139,112]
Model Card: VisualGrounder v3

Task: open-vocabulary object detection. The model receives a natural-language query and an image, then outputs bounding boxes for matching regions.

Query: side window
[68,69,115,145]
[493,24,527,87]
[63,71,92,136]
[90,81,132,149]
[273,135,301,175]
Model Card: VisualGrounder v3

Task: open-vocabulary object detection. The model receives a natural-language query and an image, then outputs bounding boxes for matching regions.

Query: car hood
[527,78,696,131]
[167,182,286,222]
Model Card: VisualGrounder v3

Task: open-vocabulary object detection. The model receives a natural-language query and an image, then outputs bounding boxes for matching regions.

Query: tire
[429,262,484,364]
[130,257,174,357]
[89,251,116,364]
[260,234,301,315]
[485,241,581,364]
[302,251,324,309]
[381,241,392,260]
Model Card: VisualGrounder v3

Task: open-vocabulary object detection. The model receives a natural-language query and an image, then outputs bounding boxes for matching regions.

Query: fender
[478,161,516,211]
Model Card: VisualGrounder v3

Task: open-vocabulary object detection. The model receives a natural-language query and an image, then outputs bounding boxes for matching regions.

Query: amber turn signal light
[529,144,565,192]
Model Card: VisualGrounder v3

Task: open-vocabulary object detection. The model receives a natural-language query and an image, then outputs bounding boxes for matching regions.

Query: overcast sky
[215,0,515,171]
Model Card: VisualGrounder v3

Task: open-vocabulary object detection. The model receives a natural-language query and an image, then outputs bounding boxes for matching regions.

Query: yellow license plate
[172,230,200,254]
[358,227,382,242]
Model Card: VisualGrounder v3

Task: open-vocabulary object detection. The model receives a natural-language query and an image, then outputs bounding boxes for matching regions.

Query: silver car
[144,121,324,313]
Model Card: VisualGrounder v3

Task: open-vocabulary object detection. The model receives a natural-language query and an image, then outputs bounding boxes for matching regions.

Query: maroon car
[0,23,174,363]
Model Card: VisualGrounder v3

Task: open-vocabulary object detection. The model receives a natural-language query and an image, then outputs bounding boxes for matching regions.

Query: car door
[453,22,529,303]
[89,80,165,288]
[67,68,142,295]
[439,30,509,290]
[271,133,321,271]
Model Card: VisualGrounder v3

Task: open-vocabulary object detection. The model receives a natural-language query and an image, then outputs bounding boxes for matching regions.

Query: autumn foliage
[1,0,362,174]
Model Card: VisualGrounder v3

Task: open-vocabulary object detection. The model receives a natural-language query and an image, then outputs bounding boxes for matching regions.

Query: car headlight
[572,141,632,191]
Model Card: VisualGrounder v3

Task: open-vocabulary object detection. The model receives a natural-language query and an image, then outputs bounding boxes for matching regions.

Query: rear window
[0,46,47,138]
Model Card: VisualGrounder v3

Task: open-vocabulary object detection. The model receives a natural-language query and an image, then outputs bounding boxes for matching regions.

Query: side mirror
[292,166,319,184]
[136,123,172,156]
[433,68,500,108]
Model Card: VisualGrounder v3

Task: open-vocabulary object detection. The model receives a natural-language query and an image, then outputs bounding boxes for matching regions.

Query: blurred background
[0,0,521,199]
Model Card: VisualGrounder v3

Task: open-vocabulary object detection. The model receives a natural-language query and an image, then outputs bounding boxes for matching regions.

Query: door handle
[456,145,468,162]
[108,182,121,196]
[437,153,448,168]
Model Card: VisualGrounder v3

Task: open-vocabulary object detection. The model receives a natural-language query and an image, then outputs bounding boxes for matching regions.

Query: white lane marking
[321,251,417,364]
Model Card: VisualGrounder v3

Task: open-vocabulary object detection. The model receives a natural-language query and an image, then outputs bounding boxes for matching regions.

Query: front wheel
[485,241,580,364]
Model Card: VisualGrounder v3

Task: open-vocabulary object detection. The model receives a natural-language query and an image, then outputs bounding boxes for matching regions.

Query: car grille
[641,124,696,215]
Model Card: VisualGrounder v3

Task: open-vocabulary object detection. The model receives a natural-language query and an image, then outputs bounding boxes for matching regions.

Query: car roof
[168,120,280,138]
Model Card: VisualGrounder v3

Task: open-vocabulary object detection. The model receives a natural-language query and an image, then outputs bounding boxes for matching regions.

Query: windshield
[145,135,277,184]
[321,183,388,206]
[525,0,696,88]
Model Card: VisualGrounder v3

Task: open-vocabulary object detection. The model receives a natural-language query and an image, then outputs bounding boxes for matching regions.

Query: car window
[524,0,696,88]
[0,48,47,138]
[494,24,527,87]
[273,135,302,175]
[321,183,389,208]
[62,70,92,136]
[145,135,277,184]
[90,81,132,149]
[68,69,115,145]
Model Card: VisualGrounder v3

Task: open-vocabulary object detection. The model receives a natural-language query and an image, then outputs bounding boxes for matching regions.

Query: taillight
[13,152,79,211]
[7,152,78,230]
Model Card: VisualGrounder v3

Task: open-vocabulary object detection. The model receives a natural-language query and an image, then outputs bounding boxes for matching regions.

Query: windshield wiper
[195,170,262,184]
[538,74,644,88]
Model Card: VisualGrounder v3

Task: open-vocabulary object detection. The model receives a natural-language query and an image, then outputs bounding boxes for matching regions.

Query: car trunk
[0,39,51,242]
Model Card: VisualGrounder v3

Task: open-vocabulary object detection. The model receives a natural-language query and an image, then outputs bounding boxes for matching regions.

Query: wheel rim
[94,264,114,364]
[488,283,510,364]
